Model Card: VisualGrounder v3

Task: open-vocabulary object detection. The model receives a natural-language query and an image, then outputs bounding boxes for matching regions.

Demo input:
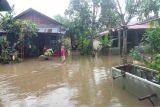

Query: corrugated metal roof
[98,17,160,36]
[127,23,150,29]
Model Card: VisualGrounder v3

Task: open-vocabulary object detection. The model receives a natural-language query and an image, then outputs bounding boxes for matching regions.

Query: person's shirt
[61,47,65,56]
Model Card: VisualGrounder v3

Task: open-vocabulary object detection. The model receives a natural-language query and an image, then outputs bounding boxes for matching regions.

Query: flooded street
[0,55,151,107]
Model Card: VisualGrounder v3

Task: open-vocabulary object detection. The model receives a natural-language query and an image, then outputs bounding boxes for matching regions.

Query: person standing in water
[61,45,65,64]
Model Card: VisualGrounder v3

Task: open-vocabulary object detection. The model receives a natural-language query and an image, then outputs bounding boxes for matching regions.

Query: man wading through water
[61,45,65,64]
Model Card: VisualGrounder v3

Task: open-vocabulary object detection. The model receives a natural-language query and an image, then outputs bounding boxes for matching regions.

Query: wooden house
[14,8,63,56]
[98,19,159,55]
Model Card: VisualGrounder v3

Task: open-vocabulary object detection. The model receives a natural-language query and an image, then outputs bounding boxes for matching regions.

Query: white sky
[6,0,135,23]
[7,0,70,18]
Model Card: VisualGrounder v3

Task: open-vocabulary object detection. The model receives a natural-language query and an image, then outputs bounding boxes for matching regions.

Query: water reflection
[0,55,151,107]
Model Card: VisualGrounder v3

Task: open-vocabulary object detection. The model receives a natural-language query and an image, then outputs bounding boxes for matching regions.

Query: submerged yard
[0,55,151,107]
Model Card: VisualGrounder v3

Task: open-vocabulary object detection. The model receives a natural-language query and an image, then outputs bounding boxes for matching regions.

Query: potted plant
[39,48,54,60]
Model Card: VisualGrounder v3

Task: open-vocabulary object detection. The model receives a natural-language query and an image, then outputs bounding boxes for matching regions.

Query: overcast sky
[7,0,70,18]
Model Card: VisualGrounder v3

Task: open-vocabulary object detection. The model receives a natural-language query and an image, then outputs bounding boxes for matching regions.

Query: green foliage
[0,37,11,63]
[0,8,37,39]
[0,7,16,33]
[0,47,17,63]
[54,15,70,26]
[145,54,160,81]
[0,48,10,63]
[65,0,93,54]
[146,54,160,71]
[138,25,160,82]
[0,9,38,60]
[99,35,111,48]
[98,35,111,54]
[142,26,160,55]
[99,0,120,29]
[156,74,160,81]
[65,0,158,55]
[129,49,142,61]
[138,0,160,20]
[0,36,7,46]
[62,37,71,50]
[44,49,54,57]
[0,37,21,63]
[99,0,141,29]
[64,0,160,57]
[78,32,91,55]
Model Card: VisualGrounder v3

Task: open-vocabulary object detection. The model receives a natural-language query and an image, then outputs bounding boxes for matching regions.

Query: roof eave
[14,8,62,25]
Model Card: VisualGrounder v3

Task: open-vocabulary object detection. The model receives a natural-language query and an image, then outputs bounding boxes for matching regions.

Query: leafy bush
[62,37,71,50]
[146,54,160,71]
[140,25,160,81]
[156,74,160,81]
[39,49,53,60]
[99,35,111,48]
[0,48,10,62]
[0,9,38,60]
[78,32,91,55]
[129,49,142,61]
[44,49,54,57]
[99,35,111,54]
[142,27,160,55]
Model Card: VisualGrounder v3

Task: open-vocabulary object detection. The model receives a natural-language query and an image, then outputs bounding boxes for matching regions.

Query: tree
[138,0,160,20]
[99,0,160,63]
[65,0,93,54]
[100,0,140,63]
[54,15,70,26]
[0,8,37,59]
[142,24,160,55]
[99,0,120,30]
[65,0,105,55]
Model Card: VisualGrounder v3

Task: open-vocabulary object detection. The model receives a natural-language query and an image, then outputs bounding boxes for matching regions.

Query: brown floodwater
[0,55,151,107]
